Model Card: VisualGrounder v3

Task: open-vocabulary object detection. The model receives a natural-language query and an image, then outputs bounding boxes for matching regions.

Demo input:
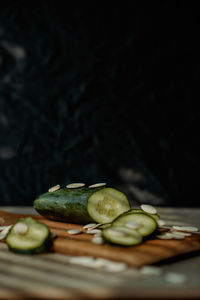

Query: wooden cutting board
[1,210,200,267]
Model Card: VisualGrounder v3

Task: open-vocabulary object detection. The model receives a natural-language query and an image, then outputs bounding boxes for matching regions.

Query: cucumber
[123,208,160,221]
[34,187,130,224]
[112,212,157,237]
[6,217,51,254]
[102,226,142,246]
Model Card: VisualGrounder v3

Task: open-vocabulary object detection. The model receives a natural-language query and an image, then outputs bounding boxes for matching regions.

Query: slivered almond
[66,183,85,189]
[48,184,60,193]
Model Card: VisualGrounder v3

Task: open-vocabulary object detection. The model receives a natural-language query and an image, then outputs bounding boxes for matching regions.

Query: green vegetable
[121,208,160,221]
[102,226,142,246]
[112,212,157,237]
[34,187,130,224]
[6,217,51,254]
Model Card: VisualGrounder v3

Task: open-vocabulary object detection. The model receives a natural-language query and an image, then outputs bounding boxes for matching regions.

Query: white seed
[13,223,28,235]
[69,256,95,267]
[92,236,104,245]
[156,234,174,240]
[94,232,102,237]
[48,184,60,193]
[0,226,7,231]
[89,183,107,188]
[157,219,166,226]
[0,225,12,240]
[86,229,101,235]
[105,262,127,272]
[125,221,141,229]
[172,226,198,233]
[140,204,157,215]
[66,183,85,189]
[165,272,187,284]
[83,223,99,229]
[140,266,162,276]
[171,231,191,237]
[67,229,82,235]
[169,233,185,240]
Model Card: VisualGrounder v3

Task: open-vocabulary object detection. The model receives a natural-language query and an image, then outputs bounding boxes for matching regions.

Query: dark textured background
[0,2,199,206]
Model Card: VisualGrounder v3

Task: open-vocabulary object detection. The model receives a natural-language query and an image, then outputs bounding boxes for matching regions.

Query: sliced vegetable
[112,212,157,237]
[87,188,130,223]
[123,208,160,221]
[102,226,142,246]
[6,217,51,254]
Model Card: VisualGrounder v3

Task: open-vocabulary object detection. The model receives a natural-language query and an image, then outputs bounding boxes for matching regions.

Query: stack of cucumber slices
[101,207,158,246]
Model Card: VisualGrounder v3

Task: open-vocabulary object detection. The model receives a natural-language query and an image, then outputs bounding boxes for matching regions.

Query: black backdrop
[0,1,199,206]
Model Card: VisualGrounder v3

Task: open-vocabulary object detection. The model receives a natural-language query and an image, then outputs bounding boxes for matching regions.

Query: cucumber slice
[112,213,157,237]
[124,208,160,221]
[102,226,142,246]
[6,217,51,254]
[87,188,130,223]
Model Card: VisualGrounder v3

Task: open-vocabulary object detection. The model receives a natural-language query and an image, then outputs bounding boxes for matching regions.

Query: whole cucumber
[34,187,95,224]
[33,186,130,224]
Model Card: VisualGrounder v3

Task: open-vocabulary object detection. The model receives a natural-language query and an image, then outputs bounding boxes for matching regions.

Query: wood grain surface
[1,210,200,267]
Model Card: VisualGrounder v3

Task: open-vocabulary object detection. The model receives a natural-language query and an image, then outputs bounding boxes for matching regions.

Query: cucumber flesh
[87,188,130,223]
[102,226,142,246]
[112,213,157,237]
[6,217,51,254]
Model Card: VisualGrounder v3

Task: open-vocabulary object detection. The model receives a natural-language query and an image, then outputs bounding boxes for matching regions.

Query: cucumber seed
[66,183,85,189]
[13,223,28,235]
[172,225,198,232]
[89,183,107,188]
[67,229,82,235]
[48,184,60,193]
[140,204,157,215]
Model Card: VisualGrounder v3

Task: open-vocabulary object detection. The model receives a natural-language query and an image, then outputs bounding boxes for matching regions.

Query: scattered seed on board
[172,225,198,233]
[140,266,162,276]
[69,256,95,267]
[86,229,101,235]
[13,223,28,235]
[92,236,104,245]
[66,183,85,189]
[67,229,82,235]
[171,231,191,237]
[125,221,141,229]
[89,183,107,188]
[140,204,157,215]
[0,225,12,240]
[157,219,166,226]
[156,234,174,240]
[48,184,60,193]
[169,233,185,240]
[83,223,100,230]
[165,272,187,284]
[105,262,127,272]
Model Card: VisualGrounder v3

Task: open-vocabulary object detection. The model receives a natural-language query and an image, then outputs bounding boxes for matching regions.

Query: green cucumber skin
[34,187,103,224]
